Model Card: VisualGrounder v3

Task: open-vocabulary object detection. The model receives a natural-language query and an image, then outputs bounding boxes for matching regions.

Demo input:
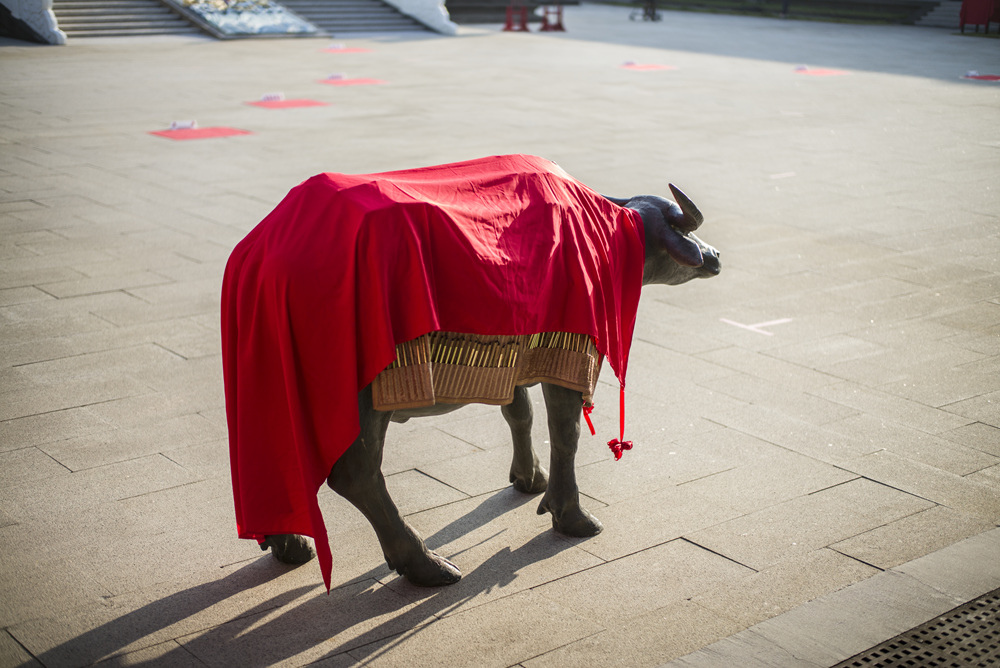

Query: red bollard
[503,2,529,30]
[539,5,565,30]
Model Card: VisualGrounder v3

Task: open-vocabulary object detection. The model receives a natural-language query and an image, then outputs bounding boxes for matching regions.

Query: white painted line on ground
[720,317,793,336]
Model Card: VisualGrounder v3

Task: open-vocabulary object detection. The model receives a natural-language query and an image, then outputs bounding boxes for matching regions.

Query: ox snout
[700,246,721,276]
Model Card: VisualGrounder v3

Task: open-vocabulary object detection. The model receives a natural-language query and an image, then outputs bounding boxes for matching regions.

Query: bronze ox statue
[257,185,720,586]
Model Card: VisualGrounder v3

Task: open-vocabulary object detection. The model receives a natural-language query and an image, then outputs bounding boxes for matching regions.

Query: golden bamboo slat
[371,331,601,411]
[370,336,434,411]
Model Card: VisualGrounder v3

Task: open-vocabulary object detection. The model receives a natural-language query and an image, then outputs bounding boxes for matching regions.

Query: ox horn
[667,184,703,233]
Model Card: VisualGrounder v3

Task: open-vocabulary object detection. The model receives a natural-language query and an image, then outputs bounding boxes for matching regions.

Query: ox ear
[662,224,705,267]
[668,184,704,233]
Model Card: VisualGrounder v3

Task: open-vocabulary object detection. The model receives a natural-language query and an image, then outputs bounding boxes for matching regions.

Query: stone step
[56,20,194,29]
[56,10,186,22]
[52,0,168,6]
[50,0,204,37]
[915,0,961,27]
[286,0,404,8]
[51,0,428,37]
[60,25,202,35]
[55,16,195,25]
[287,6,409,16]
[53,4,178,13]
[279,0,429,32]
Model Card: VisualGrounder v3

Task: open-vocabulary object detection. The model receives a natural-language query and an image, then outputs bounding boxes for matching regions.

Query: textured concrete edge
[660,526,1000,667]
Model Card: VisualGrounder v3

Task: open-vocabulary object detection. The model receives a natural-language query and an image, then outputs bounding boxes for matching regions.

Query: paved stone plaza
[1,6,999,666]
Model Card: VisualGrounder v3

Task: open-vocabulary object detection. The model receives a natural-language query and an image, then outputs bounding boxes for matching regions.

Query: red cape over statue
[222,154,645,589]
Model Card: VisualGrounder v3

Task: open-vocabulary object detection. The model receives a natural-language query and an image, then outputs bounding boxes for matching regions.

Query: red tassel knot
[607,438,633,461]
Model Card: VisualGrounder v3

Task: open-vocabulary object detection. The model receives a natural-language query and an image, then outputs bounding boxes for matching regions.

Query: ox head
[606,185,721,286]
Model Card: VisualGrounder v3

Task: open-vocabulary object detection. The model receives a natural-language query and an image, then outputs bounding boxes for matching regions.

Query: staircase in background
[51,0,202,37]
[278,0,429,33]
[916,0,961,27]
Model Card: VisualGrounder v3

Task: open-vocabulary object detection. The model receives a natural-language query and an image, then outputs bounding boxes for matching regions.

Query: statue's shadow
[41,487,576,667]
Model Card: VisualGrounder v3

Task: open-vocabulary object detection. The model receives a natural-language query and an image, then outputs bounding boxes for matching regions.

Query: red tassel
[607,385,632,460]
[607,438,633,461]
[583,404,596,436]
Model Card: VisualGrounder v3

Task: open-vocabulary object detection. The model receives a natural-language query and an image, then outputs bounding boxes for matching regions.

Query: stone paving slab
[686,478,936,571]
[665,528,1000,667]
[1,4,999,667]
[830,505,996,570]
[535,539,755,623]
[713,571,961,667]
[523,598,744,668]
[822,413,997,475]
[345,590,604,668]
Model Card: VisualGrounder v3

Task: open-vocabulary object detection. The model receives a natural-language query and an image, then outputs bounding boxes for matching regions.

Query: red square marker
[246,99,329,108]
[323,47,372,53]
[319,78,386,86]
[620,63,676,71]
[795,67,849,76]
[150,127,252,140]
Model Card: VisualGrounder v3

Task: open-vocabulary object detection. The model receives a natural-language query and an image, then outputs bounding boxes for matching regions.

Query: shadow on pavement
[39,488,571,666]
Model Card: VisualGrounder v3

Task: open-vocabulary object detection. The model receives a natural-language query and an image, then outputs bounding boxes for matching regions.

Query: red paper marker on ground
[621,62,676,71]
[319,77,386,86]
[794,66,849,76]
[323,43,372,53]
[246,99,329,109]
[150,127,251,140]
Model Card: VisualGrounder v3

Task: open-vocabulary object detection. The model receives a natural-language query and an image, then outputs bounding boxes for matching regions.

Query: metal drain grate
[834,587,1000,667]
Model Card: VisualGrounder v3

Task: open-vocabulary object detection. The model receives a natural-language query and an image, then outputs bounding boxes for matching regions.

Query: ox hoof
[263,534,316,565]
[391,551,462,587]
[510,465,548,494]
[537,499,604,537]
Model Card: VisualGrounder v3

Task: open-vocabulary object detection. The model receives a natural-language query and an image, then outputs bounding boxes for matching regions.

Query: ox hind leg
[327,386,461,586]
[536,383,603,537]
[503,384,548,494]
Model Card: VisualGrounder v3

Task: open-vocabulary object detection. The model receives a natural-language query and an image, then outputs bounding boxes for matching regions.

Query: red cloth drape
[221,154,645,589]
[960,0,1000,28]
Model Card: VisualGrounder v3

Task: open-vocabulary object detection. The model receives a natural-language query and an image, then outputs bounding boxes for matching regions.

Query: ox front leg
[502,385,548,494]
[327,387,461,586]
[261,534,315,564]
[536,383,603,537]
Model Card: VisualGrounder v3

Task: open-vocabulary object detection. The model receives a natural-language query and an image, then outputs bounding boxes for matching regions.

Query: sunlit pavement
[1,8,998,666]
